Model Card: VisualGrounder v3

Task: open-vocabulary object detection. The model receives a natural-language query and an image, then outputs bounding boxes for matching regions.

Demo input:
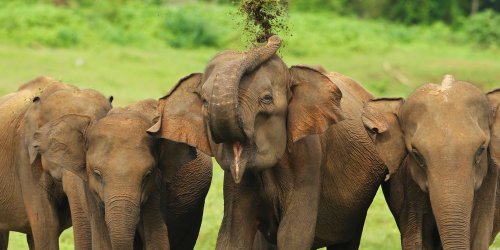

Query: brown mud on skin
[240,0,289,44]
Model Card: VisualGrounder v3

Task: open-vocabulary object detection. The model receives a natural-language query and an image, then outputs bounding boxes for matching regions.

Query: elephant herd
[0,35,498,250]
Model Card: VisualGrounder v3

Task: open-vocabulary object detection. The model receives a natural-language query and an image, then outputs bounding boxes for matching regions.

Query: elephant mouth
[219,141,256,184]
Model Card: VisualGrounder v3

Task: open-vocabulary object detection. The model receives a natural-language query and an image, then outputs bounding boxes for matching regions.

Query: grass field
[0,2,499,249]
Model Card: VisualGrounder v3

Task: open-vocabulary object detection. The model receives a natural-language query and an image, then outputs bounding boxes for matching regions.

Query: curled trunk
[208,36,282,143]
[105,198,140,250]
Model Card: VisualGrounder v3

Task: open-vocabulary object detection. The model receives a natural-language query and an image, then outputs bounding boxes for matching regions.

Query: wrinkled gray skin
[150,36,390,249]
[34,99,212,250]
[0,76,112,250]
[362,75,500,250]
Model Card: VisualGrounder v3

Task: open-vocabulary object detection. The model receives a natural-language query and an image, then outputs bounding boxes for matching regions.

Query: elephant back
[108,99,158,125]
[325,72,374,119]
[0,76,62,132]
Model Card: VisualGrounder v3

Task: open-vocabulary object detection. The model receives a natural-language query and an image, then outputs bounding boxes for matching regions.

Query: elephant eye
[144,170,152,180]
[475,146,486,165]
[411,148,425,167]
[142,170,154,190]
[93,169,102,181]
[203,99,209,108]
[260,94,273,104]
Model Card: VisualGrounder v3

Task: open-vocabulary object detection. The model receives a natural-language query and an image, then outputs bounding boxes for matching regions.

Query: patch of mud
[239,0,289,44]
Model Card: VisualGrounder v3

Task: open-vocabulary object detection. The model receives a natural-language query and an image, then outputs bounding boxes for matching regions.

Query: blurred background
[0,0,498,249]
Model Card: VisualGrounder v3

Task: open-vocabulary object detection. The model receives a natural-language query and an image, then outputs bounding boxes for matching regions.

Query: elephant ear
[362,98,406,179]
[487,89,500,168]
[24,82,79,164]
[32,114,91,181]
[287,65,344,145]
[147,73,213,156]
[25,97,43,164]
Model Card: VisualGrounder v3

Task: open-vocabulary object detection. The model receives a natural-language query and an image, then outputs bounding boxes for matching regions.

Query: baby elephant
[34,99,212,249]
[362,75,499,250]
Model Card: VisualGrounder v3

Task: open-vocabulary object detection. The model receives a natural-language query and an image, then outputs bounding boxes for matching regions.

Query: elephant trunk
[105,197,140,250]
[208,35,282,143]
[428,176,473,250]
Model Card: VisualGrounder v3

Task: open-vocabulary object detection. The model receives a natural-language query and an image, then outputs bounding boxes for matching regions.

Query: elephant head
[363,75,499,249]
[32,99,192,250]
[148,35,343,184]
[24,81,112,180]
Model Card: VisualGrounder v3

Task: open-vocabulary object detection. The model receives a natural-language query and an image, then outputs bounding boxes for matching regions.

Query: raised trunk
[208,36,282,143]
[428,179,473,250]
[105,198,140,250]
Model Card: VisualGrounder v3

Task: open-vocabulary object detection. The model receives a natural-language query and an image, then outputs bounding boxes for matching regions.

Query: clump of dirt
[239,0,289,44]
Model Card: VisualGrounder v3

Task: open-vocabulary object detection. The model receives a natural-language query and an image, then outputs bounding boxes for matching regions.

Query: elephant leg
[134,232,143,250]
[24,201,61,249]
[328,226,363,250]
[400,207,424,250]
[0,231,8,250]
[21,182,61,249]
[253,231,276,250]
[62,172,92,250]
[86,190,112,249]
[399,175,431,250]
[26,234,34,250]
[471,164,498,250]
[138,191,169,250]
[422,213,441,249]
[170,202,205,250]
[90,211,112,249]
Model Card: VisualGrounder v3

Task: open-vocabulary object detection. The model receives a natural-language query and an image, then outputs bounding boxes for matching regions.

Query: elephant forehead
[408,81,484,103]
[238,71,271,92]
[403,104,487,139]
[403,109,489,155]
[89,114,152,147]
[404,82,489,119]
[87,130,153,163]
[92,115,150,138]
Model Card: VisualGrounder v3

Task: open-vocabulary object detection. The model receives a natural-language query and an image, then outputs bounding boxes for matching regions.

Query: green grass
[0,2,499,249]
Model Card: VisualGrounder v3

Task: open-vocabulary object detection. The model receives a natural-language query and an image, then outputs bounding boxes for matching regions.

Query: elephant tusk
[232,142,244,183]
[385,173,391,181]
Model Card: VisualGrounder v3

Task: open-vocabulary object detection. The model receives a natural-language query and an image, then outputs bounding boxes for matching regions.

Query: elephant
[33,98,212,249]
[361,75,500,249]
[147,35,391,249]
[0,76,112,249]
